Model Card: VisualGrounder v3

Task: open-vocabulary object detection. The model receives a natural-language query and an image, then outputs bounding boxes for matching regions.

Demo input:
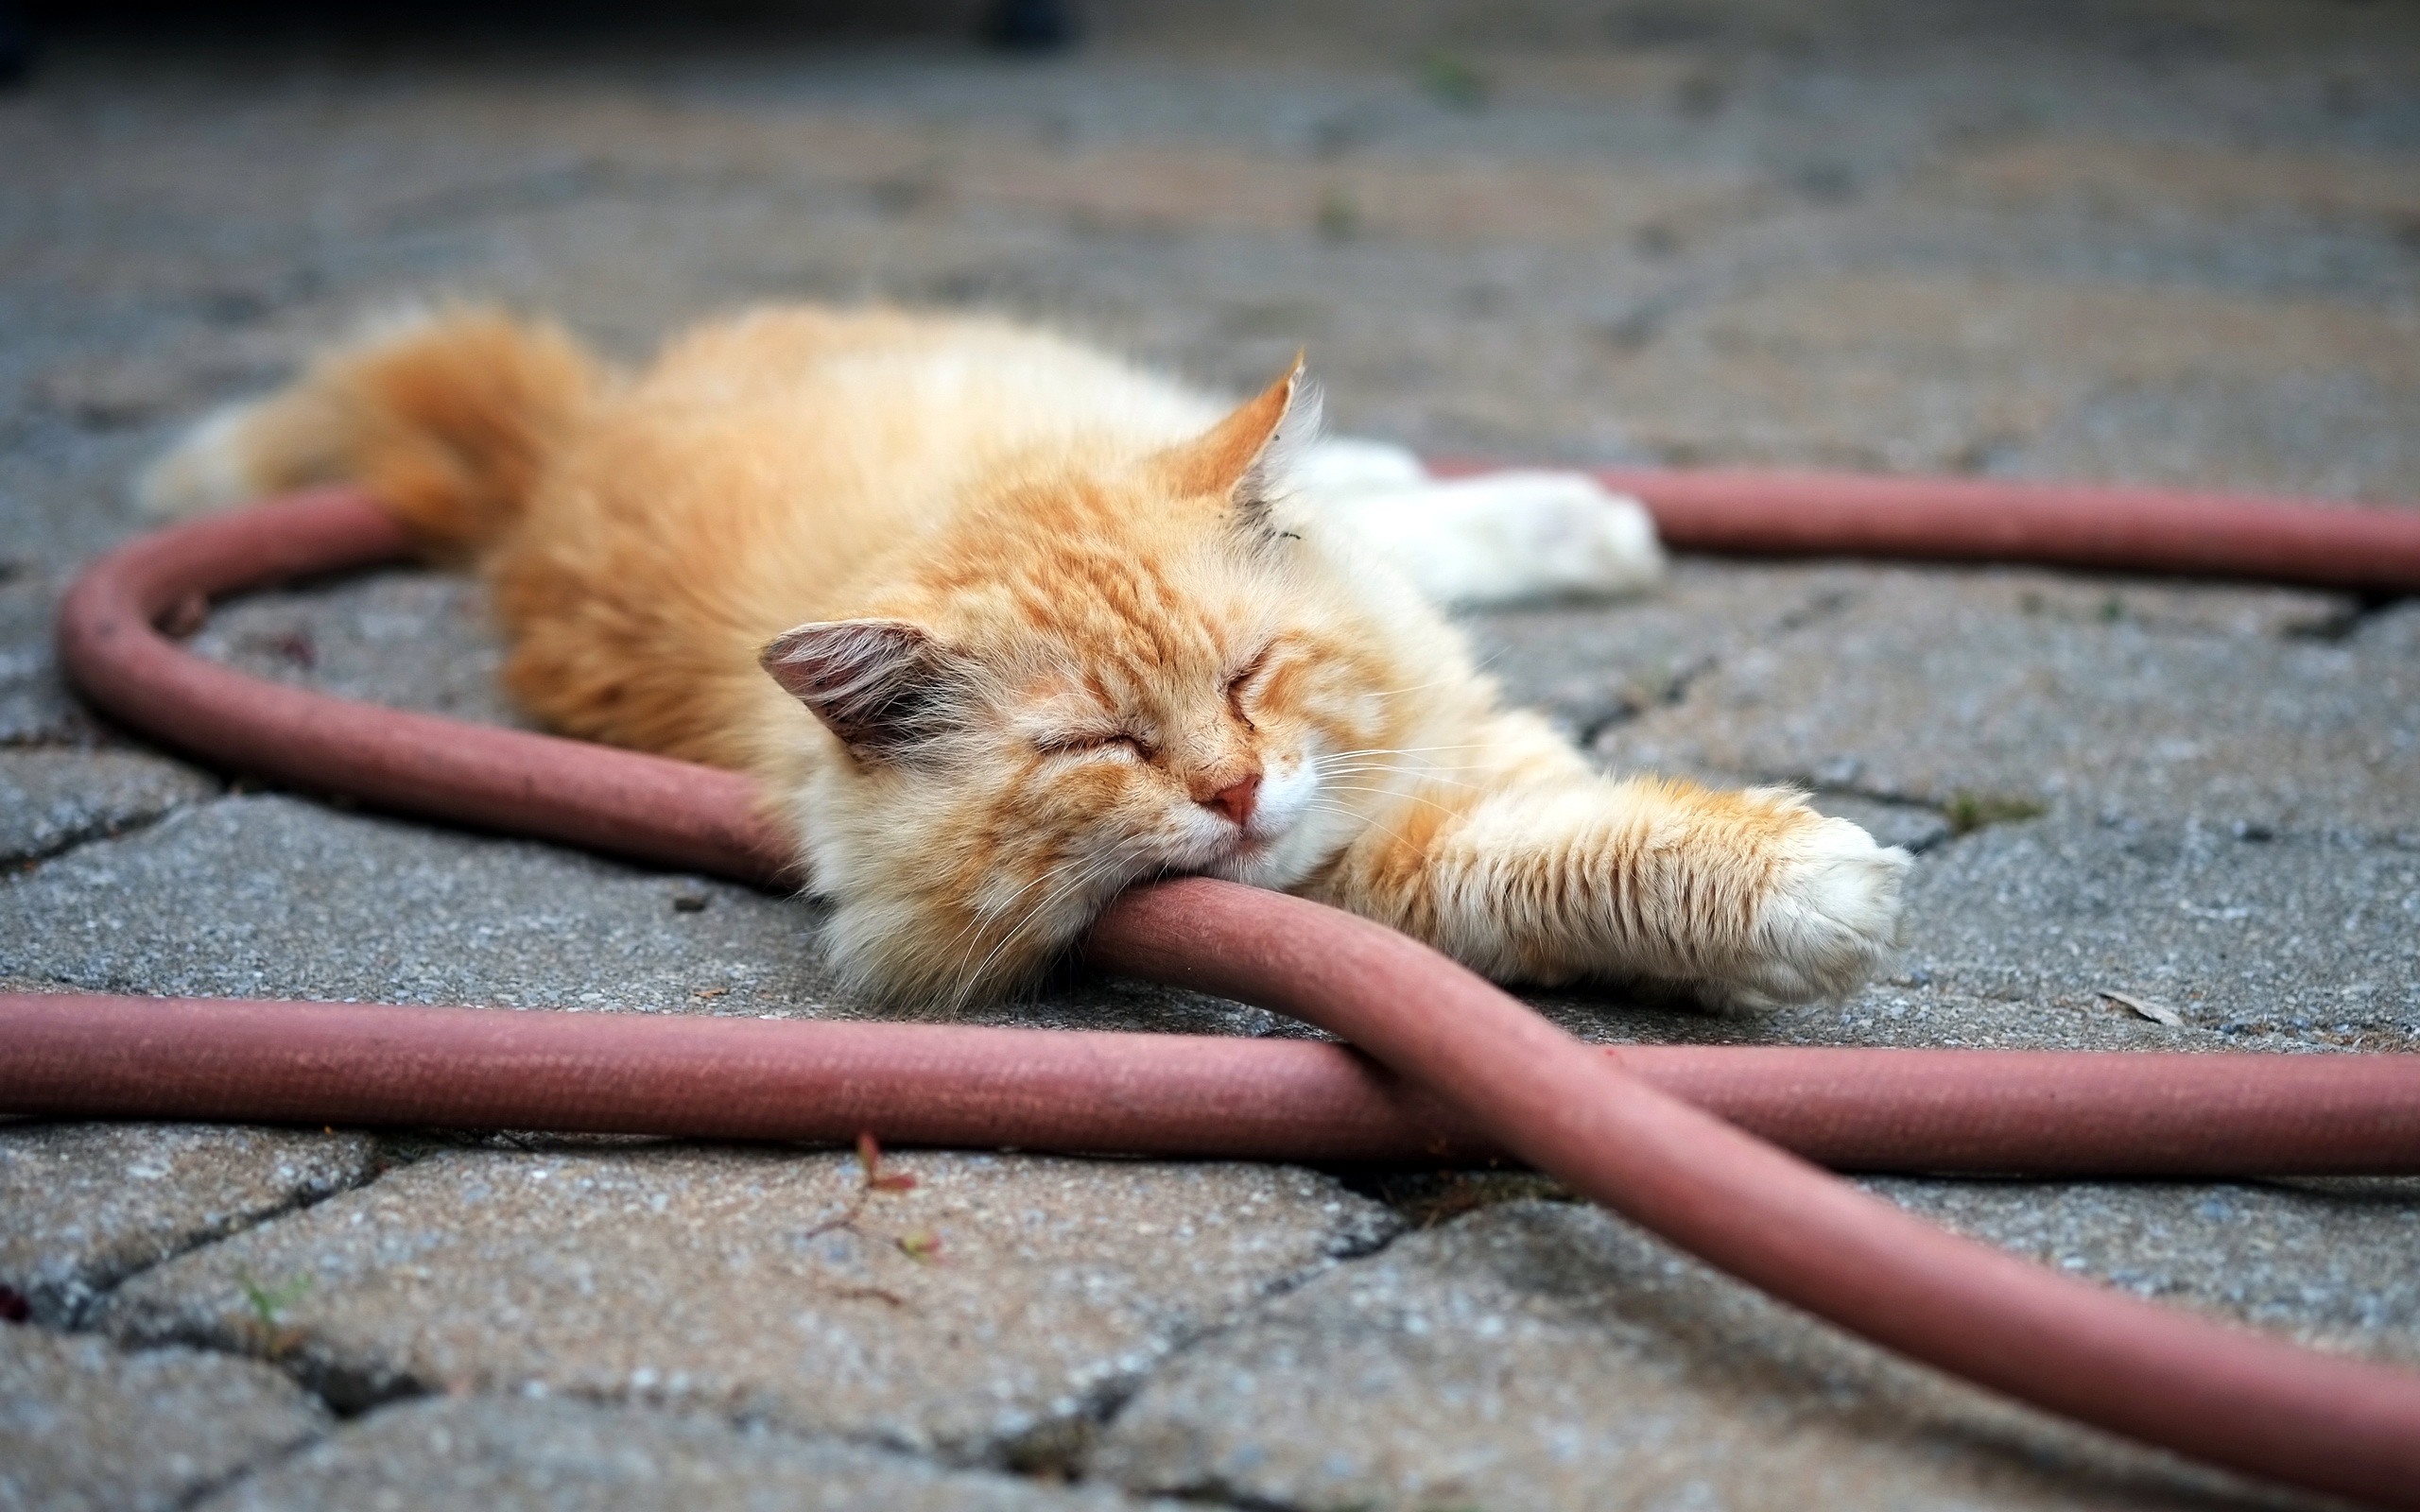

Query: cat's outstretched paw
[1703,815,1910,1011]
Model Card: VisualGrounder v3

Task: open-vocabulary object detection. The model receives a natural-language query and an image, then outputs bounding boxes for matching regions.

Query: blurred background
[7,0,2418,582]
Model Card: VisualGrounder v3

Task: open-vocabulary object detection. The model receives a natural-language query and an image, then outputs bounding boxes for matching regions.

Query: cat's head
[759,362,1440,1006]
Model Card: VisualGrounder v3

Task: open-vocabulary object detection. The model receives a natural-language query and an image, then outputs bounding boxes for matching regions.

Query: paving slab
[0,747,219,866]
[98,1144,1399,1457]
[0,1121,381,1327]
[1600,575,2418,833]
[1464,566,2363,839]
[0,1325,329,1512]
[1455,560,1876,740]
[198,1394,1161,1512]
[0,565,87,748]
[1897,813,2420,1047]
[1089,1196,2347,1511]
[188,568,528,730]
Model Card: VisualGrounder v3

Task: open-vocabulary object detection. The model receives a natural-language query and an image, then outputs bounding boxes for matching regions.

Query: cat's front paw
[1705,814,1910,1011]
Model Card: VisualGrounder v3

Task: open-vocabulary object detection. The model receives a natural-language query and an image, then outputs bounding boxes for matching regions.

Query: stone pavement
[3,3,2417,1507]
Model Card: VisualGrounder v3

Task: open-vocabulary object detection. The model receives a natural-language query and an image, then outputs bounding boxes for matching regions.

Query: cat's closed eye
[1226,644,1276,726]
[1039,731,1156,762]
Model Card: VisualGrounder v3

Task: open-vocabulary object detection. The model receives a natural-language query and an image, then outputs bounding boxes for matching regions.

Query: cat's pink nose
[1201,773,1261,830]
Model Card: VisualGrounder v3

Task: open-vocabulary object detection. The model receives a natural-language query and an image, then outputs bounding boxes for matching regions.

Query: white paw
[1314,467,1666,608]
[1709,815,1910,1011]
[135,401,264,519]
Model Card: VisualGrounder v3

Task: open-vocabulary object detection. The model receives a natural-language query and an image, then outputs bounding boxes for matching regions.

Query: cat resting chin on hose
[141,304,1909,1012]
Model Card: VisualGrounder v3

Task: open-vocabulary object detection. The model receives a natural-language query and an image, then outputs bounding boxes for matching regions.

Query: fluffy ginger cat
[143,304,1908,1011]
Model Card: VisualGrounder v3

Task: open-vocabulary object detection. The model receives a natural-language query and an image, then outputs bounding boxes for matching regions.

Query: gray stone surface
[0,1122,382,1326]
[189,570,529,730]
[1897,814,2420,1046]
[1091,1199,2322,1511]
[0,747,219,865]
[100,1145,1398,1455]
[1600,575,2420,833]
[0,1326,328,1512]
[198,1395,1159,1512]
[0,571,69,748]
[1467,566,2354,750]
[1457,562,1871,740]
[0,793,838,1011]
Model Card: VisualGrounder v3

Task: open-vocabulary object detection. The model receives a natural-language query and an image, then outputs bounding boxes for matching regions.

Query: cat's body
[145,304,1908,1010]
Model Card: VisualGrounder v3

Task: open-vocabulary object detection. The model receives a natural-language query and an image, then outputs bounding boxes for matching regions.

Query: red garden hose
[23,477,2420,1506]
[11,991,2420,1176]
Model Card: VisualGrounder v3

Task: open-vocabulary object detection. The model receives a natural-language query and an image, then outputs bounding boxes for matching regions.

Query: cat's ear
[761,618,972,765]
[1153,354,1323,525]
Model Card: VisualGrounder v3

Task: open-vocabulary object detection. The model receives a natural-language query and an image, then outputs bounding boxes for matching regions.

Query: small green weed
[234,1265,312,1357]
[800,1133,942,1278]
[1415,50,1489,109]
[1942,791,2047,835]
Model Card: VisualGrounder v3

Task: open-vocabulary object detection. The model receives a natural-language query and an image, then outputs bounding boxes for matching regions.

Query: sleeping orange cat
[142,304,1908,1011]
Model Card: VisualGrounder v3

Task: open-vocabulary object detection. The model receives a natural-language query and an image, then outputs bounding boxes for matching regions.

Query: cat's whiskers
[1315,756,1494,773]
[1319,782,1469,820]
[938,861,1064,991]
[1315,762,1484,789]
[1319,743,1494,760]
[952,863,1098,1009]
[1311,754,1486,800]
[1305,799,1421,855]
[953,849,1134,1012]
[1366,672,1466,699]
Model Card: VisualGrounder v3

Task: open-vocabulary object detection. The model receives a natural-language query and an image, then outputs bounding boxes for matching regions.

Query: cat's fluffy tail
[137,303,604,556]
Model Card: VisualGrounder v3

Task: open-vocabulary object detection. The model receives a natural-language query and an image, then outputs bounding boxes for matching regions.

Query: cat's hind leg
[1297,439,1665,607]
[1316,727,1908,1009]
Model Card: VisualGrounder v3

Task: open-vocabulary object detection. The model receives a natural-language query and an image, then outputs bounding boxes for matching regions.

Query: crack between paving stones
[0,719,117,753]
[3,789,231,874]
[1145,1485,1315,1512]
[2287,591,2411,644]
[1576,587,1863,750]
[1767,586,1861,637]
[163,1419,336,1512]
[869,1216,1426,1492]
[1003,1219,1420,1495]
[427,1388,1282,1512]
[1574,655,1719,748]
[94,1194,1418,1489]
[60,1143,398,1356]
[73,1163,379,1328]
